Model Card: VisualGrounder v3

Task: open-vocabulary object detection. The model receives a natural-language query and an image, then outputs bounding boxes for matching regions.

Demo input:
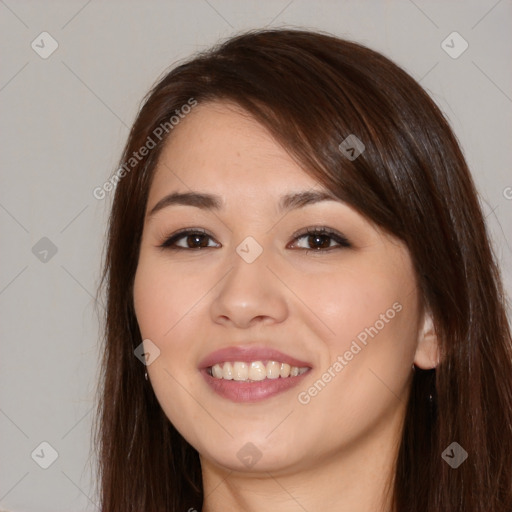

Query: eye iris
[309,234,330,249]
[188,234,209,248]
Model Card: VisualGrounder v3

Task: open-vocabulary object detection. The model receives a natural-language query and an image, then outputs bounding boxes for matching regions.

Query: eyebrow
[148,189,342,217]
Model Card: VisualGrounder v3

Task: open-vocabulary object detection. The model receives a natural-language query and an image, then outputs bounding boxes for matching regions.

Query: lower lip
[200,369,311,402]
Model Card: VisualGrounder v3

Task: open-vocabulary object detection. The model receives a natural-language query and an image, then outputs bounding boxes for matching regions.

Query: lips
[198,345,313,403]
[198,345,312,370]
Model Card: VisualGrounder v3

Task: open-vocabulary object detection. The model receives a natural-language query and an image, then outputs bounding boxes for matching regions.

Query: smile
[207,360,309,381]
[199,345,313,402]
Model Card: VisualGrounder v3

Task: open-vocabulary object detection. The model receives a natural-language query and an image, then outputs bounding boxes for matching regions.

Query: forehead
[149,101,318,198]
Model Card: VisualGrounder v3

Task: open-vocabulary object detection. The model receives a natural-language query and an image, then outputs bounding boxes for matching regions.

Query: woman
[93,28,512,511]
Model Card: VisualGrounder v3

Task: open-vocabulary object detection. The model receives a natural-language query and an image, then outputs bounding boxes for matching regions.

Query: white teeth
[212,364,223,378]
[222,361,234,380]
[266,361,281,379]
[249,361,267,381]
[233,361,248,381]
[208,360,309,381]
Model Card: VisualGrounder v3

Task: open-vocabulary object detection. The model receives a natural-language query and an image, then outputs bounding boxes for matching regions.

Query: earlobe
[413,312,440,370]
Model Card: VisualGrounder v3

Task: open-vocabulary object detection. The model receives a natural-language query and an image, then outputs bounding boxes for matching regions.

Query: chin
[201,444,302,474]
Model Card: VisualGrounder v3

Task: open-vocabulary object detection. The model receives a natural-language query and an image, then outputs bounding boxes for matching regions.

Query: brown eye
[289,227,351,252]
[159,229,219,250]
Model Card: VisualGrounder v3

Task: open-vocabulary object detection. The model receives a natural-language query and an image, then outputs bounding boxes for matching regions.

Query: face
[133,100,432,475]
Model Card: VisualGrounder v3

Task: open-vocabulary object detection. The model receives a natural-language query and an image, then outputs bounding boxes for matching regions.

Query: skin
[133,100,439,512]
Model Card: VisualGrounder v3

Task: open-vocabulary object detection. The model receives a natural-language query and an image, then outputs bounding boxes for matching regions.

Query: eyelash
[158,226,351,254]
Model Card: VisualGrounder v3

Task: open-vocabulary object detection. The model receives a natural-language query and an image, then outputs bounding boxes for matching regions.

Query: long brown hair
[93,28,512,511]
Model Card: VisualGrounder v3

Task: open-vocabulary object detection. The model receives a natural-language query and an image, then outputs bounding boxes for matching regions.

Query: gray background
[1,1,511,510]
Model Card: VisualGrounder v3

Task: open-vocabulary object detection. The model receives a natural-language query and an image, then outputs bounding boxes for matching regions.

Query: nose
[209,243,289,329]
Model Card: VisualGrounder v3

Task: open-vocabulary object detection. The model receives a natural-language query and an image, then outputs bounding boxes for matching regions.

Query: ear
[413,311,440,369]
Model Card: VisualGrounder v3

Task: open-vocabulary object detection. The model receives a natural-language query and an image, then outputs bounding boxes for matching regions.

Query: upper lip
[198,345,313,369]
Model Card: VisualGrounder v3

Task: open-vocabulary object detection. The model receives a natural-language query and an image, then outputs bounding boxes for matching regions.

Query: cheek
[133,257,196,341]
[299,258,419,389]
[133,258,205,428]
[293,270,418,435]
[133,266,168,339]
[133,254,215,393]
[294,263,410,346]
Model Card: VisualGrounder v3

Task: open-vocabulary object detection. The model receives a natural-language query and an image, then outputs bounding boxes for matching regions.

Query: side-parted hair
[93,28,512,512]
